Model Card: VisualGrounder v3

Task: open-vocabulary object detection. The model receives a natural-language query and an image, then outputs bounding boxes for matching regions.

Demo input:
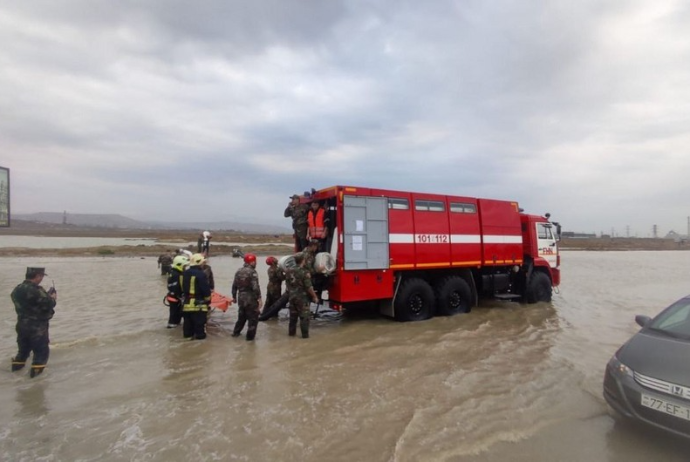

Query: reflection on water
[1,251,690,461]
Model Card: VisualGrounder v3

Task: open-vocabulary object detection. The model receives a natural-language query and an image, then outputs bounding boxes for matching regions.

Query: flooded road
[1,251,690,461]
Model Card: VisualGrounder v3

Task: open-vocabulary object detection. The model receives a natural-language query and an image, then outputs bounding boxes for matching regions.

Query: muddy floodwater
[1,251,690,461]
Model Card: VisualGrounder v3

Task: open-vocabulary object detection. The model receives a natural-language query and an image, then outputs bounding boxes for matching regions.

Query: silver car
[604,295,690,439]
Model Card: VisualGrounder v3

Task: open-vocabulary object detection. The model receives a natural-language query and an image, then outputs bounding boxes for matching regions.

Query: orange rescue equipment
[209,291,232,313]
[308,207,327,239]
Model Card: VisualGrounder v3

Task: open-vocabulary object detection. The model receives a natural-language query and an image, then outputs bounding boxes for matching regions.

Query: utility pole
[652,224,658,239]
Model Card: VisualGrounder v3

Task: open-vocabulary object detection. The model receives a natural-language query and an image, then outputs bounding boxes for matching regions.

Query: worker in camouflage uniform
[286,253,318,338]
[259,256,285,320]
[11,267,57,378]
[157,251,174,275]
[231,253,263,341]
[284,194,310,251]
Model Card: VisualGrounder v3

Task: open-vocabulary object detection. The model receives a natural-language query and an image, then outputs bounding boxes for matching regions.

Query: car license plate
[641,393,690,421]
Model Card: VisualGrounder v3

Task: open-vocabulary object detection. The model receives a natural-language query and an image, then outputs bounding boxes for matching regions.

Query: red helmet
[265,256,277,265]
[244,253,257,264]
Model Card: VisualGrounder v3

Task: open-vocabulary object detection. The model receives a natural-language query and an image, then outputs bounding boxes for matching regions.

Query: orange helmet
[266,256,277,265]
[244,253,257,264]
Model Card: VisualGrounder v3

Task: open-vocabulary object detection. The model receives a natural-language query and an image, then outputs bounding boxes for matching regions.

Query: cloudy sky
[1,0,689,236]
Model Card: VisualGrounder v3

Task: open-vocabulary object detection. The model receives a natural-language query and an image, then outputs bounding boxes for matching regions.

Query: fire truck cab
[298,185,560,322]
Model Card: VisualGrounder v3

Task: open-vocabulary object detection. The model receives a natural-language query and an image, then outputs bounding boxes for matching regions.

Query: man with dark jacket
[166,255,188,328]
[11,267,57,377]
[182,254,212,340]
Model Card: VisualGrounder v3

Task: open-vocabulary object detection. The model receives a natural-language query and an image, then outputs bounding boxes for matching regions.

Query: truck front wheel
[525,271,552,303]
[435,276,472,316]
[394,278,434,322]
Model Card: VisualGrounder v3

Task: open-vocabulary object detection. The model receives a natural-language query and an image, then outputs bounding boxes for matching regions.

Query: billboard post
[0,166,9,227]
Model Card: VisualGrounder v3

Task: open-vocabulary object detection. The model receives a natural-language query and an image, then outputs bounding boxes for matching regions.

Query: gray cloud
[1,0,689,235]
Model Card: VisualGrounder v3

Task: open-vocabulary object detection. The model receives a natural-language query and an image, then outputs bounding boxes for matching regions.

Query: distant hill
[12,212,290,234]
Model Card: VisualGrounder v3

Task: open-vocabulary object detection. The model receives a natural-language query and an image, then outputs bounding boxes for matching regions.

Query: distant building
[665,231,688,242]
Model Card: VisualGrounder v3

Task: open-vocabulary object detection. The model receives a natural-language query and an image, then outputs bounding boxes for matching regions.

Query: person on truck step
[284,194,309,251]
[307,200,329,252]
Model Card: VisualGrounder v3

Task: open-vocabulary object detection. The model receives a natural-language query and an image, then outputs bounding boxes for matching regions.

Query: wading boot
[301,327,309,339]
[29,365,45,378]
[11,357,26,372]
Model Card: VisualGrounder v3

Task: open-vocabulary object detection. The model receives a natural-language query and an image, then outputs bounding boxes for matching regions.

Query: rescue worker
[231,253,263,341]
[301,239,328,303]
[201,259,215,291]
[286,253,318,338]
[260,256,285,320]
[166,255,188,328]
[11,267,57,378]
[157,251,174,275]
[307,200,329,252]
[284,194,309,251]
[181,253,212,340]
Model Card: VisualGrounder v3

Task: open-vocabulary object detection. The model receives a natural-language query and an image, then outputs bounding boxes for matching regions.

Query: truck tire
[434,276,472,316]
[525,271,552,303]
[394,278,434,322]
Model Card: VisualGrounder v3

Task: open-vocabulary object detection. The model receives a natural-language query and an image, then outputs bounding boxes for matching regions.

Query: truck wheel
[435,276,472,316]
[394,278,434,322]
[525,272,552,303]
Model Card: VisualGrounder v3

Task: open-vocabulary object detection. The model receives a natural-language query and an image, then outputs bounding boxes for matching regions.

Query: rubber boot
[288,314,297,336]
[30,365,45,378]
[11,357,26,372]
[301,326,309,339]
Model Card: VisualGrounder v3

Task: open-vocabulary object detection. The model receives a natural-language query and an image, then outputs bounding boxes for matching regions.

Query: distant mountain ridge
[13,212,291,234]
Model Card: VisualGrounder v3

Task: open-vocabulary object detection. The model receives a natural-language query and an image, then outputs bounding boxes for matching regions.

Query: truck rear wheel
[394,278,434,322]
[525,271,552,303]
[435,276,472,316]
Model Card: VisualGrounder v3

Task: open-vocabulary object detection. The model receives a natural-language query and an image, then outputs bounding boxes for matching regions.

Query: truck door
[536,222,558,268]
[343,195,389,270]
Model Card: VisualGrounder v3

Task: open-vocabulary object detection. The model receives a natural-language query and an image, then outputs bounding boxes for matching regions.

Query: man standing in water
[286,253,318,338]
[231,253,263,341]
[157,251,174,276]
[182,254,212,340]
[260,256,285,320]
[11,267,57,378]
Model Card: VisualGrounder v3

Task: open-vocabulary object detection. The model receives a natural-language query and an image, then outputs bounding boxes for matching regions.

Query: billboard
[0,166,8,227]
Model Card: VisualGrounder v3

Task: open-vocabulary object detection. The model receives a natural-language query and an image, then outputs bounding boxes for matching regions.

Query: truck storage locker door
[477,199,522,265]
[343,195,389,270]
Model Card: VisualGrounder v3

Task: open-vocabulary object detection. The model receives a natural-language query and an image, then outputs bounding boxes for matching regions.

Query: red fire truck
[297,185,561,322]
